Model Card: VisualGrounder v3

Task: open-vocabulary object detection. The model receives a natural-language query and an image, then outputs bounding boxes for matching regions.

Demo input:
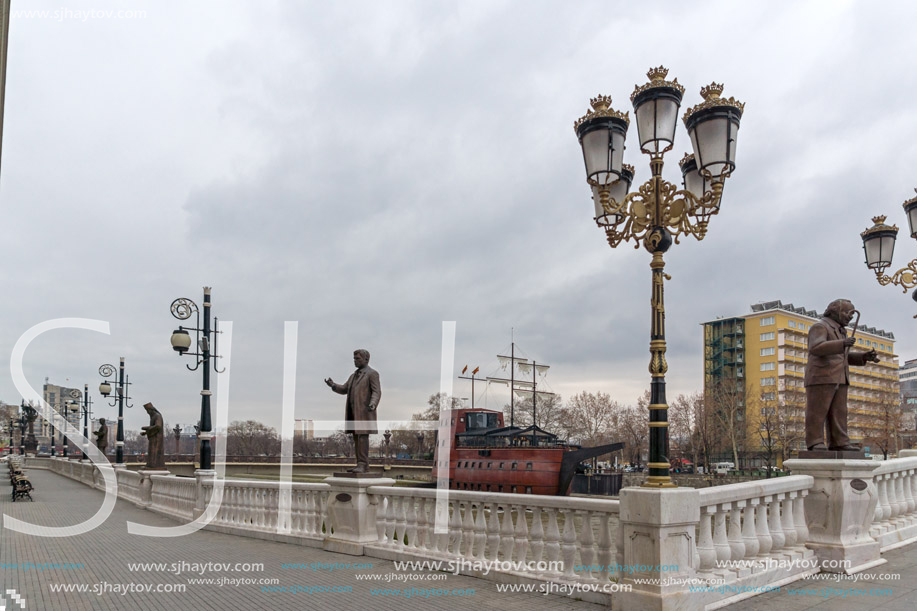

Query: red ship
[432,407,622,495]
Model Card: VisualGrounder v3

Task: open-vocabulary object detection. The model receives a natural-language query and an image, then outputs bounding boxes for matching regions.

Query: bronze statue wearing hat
[805,299,879,451]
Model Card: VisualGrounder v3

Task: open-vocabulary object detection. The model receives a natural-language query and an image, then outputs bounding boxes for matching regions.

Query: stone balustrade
[869,455,917,551]
[149,475,197,521]
[116,469,143,505]
[696,475,813,576]
[363,486,619,603]
[199,479,331,544]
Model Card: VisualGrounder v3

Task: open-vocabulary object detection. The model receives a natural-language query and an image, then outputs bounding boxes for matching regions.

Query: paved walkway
[1,469,602,611]
[723,544,917,610]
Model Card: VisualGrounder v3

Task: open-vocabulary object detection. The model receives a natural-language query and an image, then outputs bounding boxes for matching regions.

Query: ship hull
[433,447,569,495]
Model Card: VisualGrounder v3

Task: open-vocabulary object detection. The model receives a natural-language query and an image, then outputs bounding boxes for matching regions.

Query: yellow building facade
[704,301,899,462]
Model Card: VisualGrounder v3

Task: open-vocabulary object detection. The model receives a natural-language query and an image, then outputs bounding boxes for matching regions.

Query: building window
[760,316,775,326]
[525,486,533,494]
[526,462,533,470]
[760,332,775,341]
[760,362,775,371]
[761,406,776,415]
[880,344,886,350]
[760,347,775,356]
[788,320,797,328]
[761,377,775,386]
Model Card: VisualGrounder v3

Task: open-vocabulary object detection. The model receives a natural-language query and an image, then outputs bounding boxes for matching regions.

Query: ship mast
[485,339,554,442]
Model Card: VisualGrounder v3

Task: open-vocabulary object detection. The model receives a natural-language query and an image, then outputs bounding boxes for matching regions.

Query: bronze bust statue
[140,402,166,469]
[805,299,879,451]
[325,348,381,474]
[95,419,108,455]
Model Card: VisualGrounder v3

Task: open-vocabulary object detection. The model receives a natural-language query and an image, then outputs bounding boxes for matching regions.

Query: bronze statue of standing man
[805,299,879,451]
[325,349,381,474]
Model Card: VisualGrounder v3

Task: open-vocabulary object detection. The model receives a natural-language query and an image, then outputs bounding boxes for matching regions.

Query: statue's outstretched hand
[324,377,334,388]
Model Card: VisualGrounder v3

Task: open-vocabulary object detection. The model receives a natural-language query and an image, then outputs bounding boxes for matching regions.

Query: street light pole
[79,385,92,461]
[99,358,132,465]
[170,286,224,472]
[574,67,744,488]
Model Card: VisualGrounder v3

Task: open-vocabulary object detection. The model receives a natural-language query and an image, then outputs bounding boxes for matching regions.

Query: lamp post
[18,412,25,455]
[78,385,92,461]
[60,398,77,458]
[861,191,917,296]
[574,66,744,488]
[99,358,132,465]
[169,287,224,472]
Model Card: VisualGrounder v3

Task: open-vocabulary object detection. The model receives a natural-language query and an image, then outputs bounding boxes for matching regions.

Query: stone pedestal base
[613,487,701,611]
[783,459,884,574]
[322,475,395,556]
[798,449,866,460]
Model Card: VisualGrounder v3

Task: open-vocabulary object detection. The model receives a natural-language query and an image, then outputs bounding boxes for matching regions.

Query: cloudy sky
[2,0,916,437]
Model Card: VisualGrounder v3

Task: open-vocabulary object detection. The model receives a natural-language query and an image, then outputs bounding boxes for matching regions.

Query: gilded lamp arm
[875,258,917,293]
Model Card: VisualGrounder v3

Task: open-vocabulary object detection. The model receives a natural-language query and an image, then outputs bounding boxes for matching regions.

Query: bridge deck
[1,469,600,611]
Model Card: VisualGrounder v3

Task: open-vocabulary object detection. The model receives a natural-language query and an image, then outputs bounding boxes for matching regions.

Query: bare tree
[564,391,617,447]
[669,393,699,465]
[503,393,566,432]
[226,420,281,456]
[620,393,650,467]
[705,379,745,468]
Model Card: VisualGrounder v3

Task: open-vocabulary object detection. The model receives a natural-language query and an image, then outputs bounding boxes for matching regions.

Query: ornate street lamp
[860,193,917,295]
[77,385,92,461]
[169,287,224,472]
[574,66,744,488]
[99,358,132,464]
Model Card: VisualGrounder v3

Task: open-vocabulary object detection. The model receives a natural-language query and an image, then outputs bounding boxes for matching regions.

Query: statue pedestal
[137,469,172,507]
[322,475,395,556]
[798,449,867,460]
[783,459,885,574]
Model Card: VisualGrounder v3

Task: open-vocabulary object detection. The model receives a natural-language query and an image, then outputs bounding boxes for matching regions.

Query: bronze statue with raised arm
[325,348,381,474]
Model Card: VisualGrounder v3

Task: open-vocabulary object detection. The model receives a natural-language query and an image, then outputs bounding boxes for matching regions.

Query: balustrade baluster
[416,497,429,551]
[487,503,501,561]
[894,473,907,526]
[713,504,731,565]
[462,501,476,557]
[561,509,577,577]
[876,473,890,526]
[529,506,546,566]
[499,504,515,561]
[447,499,463,554]
[697,507,716,572]
[596,512,612,583]
[755,497,772,558]
[768,494,785,552]
[512,505,530,563]
[781,494,797,548]
[382,496,395,545]
[473,502,487,560]
[741,499,759,561]
[578,511,597,580]
[727,502,745,565]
